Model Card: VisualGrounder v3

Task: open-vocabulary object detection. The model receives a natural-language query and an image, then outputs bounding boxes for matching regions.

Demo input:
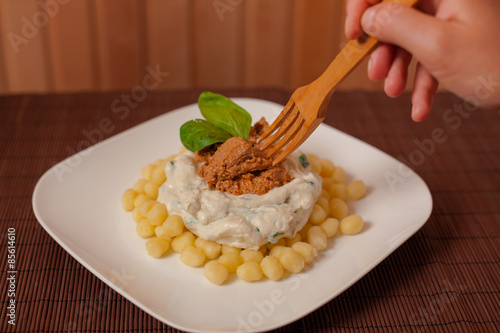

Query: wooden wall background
[0,0,396,94]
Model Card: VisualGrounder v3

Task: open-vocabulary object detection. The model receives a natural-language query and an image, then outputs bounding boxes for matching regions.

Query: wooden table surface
[0,89,499,332]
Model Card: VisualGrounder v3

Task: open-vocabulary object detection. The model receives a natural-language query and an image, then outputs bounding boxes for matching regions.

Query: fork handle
[309,0,420,103]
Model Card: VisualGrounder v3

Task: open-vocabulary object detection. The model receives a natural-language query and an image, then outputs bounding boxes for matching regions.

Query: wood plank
[0,6,7,93]
[144,0,193,89]
[44,0,95,92]
[0,0,406,94]
[0,0,51,92]
[192,0,244,88]
[91,0,143,90]
[243,0,292,88]
[289,0,341,89]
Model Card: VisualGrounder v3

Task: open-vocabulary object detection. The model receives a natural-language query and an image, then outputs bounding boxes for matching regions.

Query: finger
[361,3,449,68]
[418,0,442,15]
[345,0,381,39]
[384,48,412,97]
[411,63,439,121]
[367,43,393,81]
[345,0,371,39]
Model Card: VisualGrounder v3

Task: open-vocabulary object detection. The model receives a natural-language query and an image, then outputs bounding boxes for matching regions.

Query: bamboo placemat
[0,89,499,332]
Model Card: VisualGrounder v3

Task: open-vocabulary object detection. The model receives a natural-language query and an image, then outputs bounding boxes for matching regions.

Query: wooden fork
[259,0,419,165]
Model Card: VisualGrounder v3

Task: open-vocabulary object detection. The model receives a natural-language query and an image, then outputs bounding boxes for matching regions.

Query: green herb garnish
[299,154,310,168]
[180,92,252,152]
[180,119,232,152]
[198,92,252,139]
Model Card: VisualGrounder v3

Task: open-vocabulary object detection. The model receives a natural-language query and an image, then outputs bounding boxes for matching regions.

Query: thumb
[361,3,449,68]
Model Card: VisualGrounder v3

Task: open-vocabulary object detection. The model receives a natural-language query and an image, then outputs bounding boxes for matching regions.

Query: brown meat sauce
[196,118,293,195]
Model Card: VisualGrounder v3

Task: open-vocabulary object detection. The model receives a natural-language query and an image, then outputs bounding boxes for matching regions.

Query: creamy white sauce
[157,150,322,249]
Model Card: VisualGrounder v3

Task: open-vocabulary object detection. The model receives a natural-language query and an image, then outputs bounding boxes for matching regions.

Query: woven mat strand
[0,90,499,332]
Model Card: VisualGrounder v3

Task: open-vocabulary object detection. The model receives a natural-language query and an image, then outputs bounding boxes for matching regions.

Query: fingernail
[368,57,373,73]
[384,76,391,95]
[411,104,421,122]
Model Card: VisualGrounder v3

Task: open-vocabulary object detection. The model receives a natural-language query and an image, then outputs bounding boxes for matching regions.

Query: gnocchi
[133,179,148,193]
[320,217,339,238]
[277,247,305,273]
[260,255,284,281]
[136,219,155,238]
[291,242,318,264]
[195,237,221,260]
[347,180,367,200]
[122,188,137,211]
[218,252,243,273]
[180,245,206,267]
[240,249,264,263]
[143,181,159,199]
[134,194,152,209]
[308,204,327,225]
[146,202,168,226]
[145,237,169,258]
[329,198,348,219]
[171,231,196,253]
[340,214,364,235]
[123,153,368,284]
[162,214,184,237]
[236,262,263,282]
[204,260,229,285]
[307,226,328,251]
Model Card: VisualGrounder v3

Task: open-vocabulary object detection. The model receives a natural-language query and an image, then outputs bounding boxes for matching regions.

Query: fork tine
[259,99,295,142]
[265,116,304,157]
[271,125,309,165]
[259,107,300,151]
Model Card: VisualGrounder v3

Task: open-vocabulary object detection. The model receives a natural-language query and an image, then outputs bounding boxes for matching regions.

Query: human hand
[345,0,500,121]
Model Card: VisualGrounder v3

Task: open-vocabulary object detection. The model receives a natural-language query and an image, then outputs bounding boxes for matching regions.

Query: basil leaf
[180,119,232,152]
[198,91,252,140]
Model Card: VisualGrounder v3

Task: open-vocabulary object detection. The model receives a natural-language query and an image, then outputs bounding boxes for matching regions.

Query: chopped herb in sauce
[299,154,310,168]
[186,217,199,225]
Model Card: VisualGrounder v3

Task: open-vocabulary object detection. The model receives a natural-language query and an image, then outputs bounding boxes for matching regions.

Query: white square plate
[33,98,432,332]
